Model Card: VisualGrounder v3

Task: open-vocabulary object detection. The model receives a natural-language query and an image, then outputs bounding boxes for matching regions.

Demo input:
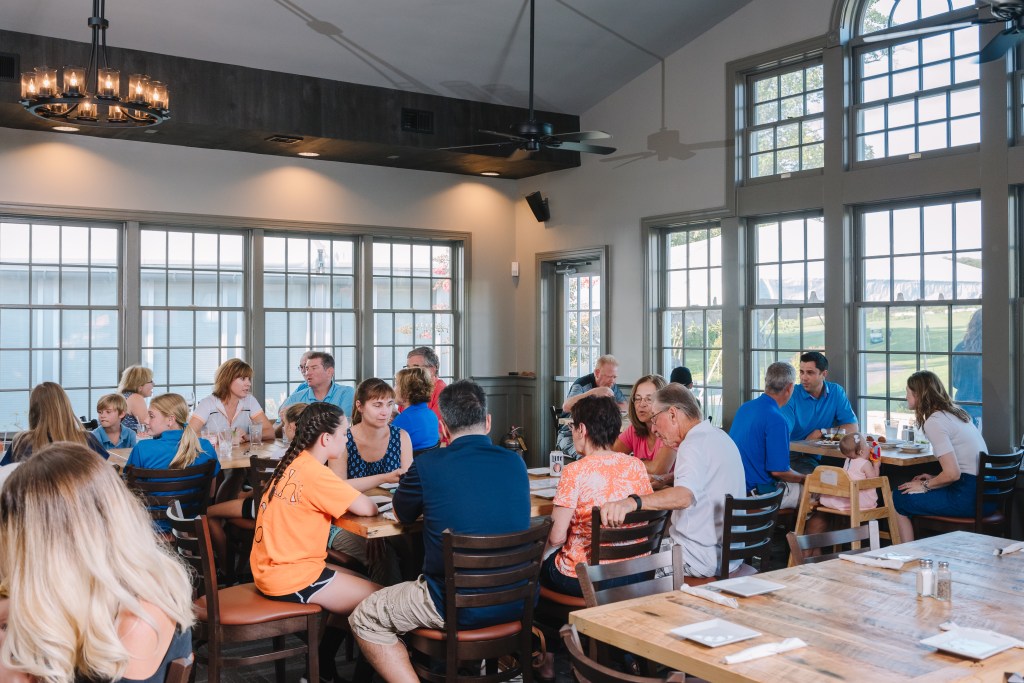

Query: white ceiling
[6,0,754,114]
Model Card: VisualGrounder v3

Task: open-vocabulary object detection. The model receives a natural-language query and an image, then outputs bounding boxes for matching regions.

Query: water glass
[217,430,234,459]
[135,423,149,440]
[884,419,899,441]
[248,423,263,448]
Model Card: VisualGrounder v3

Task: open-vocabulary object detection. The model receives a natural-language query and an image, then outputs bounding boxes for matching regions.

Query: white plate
[379,482,399,491]
[532,488,559,499]
[670,619,761,648]
[920,628,1020,660]
[529,477,560,490]
[812,440,841,448]
[527,467,559,477]
[706,577,787,597]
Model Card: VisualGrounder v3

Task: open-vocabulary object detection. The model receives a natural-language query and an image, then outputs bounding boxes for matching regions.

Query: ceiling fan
[861,0,1024,63]
[442,0,616,161]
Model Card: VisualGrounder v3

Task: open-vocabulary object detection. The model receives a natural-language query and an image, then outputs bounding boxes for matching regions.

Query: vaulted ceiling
[1,0,754,177]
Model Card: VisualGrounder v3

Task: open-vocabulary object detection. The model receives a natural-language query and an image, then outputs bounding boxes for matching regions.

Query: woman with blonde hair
[392,367,440,453]
[0,442,194,683]
[118,365,155,434]
[1,382,109,465]
[613,374,675,484]
[189,358,275,443]
[894,370,987,542]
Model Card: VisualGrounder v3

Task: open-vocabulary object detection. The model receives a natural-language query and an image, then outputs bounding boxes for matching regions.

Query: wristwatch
[922,479,931,491]
[628,493,643,511]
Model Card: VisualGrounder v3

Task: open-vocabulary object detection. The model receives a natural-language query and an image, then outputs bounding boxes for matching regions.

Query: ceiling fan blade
[860,20,978,43]
[550,141,617,155]
[978,27,1024,62]
[479,129,529,143]
[508,147,533,162]
[547,130,612,142]
[439,141,512,152]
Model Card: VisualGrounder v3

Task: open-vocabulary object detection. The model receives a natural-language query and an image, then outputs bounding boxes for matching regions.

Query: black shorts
[241,497,257,520]
[264,567,335,604]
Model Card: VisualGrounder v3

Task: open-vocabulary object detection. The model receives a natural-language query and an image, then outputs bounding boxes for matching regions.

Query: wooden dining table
[790,439,937,467]
[570,531,1024,682]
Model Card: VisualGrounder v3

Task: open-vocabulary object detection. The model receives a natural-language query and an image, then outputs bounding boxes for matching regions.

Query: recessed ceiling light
[386,155,400,160]
[297,152,320,158]
[481,171,500,177]
[53,126,79,132]
[143,129,159,135]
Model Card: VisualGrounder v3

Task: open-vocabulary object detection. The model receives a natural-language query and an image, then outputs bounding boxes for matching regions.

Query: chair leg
[272,636,286,683]
[881,484,902,545]
[789,489,812,567]
[307,614,320,683]
[206,637,220,683]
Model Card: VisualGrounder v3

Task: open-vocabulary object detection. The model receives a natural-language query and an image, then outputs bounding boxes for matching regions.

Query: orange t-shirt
[552,451,654,578]
[251,450,362,596]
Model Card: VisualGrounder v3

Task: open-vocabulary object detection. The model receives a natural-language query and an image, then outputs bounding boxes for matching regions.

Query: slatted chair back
[248,455,281,511]
[786,520,880,565]
[576,551,674,609]
[589,507,670,564]
[717,487,783,578]
[166,501,217,606]
[123,459,217,523]
[560,624,685,683]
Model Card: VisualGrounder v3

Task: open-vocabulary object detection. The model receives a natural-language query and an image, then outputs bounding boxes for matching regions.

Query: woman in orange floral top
[541,395,654,597]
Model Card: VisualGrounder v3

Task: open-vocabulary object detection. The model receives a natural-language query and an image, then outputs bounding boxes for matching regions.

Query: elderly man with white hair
[600,383,745,579]
[556,354,626,458]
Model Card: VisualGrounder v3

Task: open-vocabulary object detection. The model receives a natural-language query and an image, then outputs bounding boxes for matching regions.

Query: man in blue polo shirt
[277,351,355,424]
[781,351,858,474]
[731,362,808,510]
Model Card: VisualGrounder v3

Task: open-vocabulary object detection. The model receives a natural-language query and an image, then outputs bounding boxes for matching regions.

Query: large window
[372,240,455,383]
[748,62,824,179]
[856,197,982,432]
[853,0,979,161]
[263,235,357,418]
[750,215,825,395]
[561,269,602,378]
[140,228,247,403]
[660,226,723,424]
[0,219,119,430]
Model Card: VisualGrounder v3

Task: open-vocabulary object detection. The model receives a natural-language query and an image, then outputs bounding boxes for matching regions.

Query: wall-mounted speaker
[525,191,550,222]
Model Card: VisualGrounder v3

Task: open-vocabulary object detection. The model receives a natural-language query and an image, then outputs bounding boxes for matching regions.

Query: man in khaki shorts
[349,380,532,683]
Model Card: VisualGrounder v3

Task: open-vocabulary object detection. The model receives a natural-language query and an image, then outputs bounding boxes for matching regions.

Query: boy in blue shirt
[93,393,139,450]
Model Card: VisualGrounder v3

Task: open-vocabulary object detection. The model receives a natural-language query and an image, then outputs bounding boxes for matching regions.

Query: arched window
[851,0,980,161]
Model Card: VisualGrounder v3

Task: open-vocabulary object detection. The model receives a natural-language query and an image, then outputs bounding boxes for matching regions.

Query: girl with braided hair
[250,403,380,677]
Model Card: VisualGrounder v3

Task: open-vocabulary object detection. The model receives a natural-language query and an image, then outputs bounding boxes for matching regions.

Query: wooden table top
[108,440,278,470]
[571,531,1024,682]
[790,439,937,467]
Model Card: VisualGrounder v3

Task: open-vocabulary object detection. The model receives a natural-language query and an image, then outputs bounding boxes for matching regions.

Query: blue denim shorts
[893,473,976,517]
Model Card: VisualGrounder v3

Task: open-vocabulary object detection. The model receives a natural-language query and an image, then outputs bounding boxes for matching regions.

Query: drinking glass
[884,419,899,441]
[135,423,149,440]
[217,430,234,459]
[248,423,263,448]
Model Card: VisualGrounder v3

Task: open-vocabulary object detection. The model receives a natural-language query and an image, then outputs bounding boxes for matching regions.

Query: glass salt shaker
[916,559,934,598]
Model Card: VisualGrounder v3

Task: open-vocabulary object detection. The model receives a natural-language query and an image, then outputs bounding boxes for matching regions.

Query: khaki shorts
[348,575,444,646]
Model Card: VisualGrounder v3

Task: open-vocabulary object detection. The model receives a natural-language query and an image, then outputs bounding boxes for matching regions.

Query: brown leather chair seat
[410,621,522,642]
[538,585,586,608]
[194,583,321,625]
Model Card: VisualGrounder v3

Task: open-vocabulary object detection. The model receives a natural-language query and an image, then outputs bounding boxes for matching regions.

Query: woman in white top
[188,358,275,443]
[894,370,987,541]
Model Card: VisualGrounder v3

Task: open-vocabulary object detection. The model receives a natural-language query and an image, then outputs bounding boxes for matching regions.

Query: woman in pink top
[613,374,675,484]
[542,395,654,597]
[819,433,881,511]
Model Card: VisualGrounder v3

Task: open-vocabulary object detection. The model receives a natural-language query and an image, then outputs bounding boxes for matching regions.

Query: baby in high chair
[818,432,881,511]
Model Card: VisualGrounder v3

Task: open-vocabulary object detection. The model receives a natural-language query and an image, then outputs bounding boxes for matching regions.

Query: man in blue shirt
[730,362,808,510]
[277,351,354,428]
[780,351,858,473]
[350,380,531,682]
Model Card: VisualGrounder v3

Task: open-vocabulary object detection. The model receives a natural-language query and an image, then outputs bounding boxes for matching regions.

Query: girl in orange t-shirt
[251,402,380,676]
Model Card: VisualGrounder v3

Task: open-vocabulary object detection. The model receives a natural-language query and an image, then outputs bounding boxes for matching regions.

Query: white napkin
[995,541,1024,556]
[382,511,398,522]
[678,584,739,609]
[838,553,905,569]
[723,638,807,664]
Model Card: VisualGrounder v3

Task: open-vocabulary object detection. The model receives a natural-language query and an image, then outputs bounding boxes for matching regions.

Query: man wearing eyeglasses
[556,355,626,458]
[600,383,745,580]
[402,346,449,445]
[278,351,355,428]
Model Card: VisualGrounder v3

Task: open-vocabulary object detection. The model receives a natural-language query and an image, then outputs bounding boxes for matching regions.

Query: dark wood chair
[551,405,563,436]
[166,503,322,683]
[536,508,669,631]
[680,487,783,585]
[123,460,218,527]
[786,520,880,565]
[560,624,685,683]
[165,656,194,683]
[913,448,1024,538]
[405,518,551,683]
[576,550,675,609]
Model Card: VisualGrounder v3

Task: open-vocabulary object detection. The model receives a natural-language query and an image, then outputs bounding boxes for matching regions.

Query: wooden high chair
[790,465,901,566]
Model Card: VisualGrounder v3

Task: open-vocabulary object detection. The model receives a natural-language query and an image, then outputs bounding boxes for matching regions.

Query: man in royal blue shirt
[731,362,809,511]
[780,351,858,474]
[350,380,531,682]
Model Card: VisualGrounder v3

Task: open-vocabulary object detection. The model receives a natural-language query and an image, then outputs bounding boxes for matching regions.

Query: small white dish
[528,467,560,477]
[670,618,761,648]
[920,628,1019,660]
[812,440,841,448]
[532,488,559,499]
[379,482,399,491]
[529,477,560,490]
[706,577,787,597]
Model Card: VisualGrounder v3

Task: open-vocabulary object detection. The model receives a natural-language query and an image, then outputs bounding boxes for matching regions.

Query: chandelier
[19,0,170,128]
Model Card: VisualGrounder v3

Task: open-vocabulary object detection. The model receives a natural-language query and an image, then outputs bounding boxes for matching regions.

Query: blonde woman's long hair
[149,393,203,468]
[906,370,970,426]
[10,382,88,462]
[118,365,153,394]
[0,442,195,683]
